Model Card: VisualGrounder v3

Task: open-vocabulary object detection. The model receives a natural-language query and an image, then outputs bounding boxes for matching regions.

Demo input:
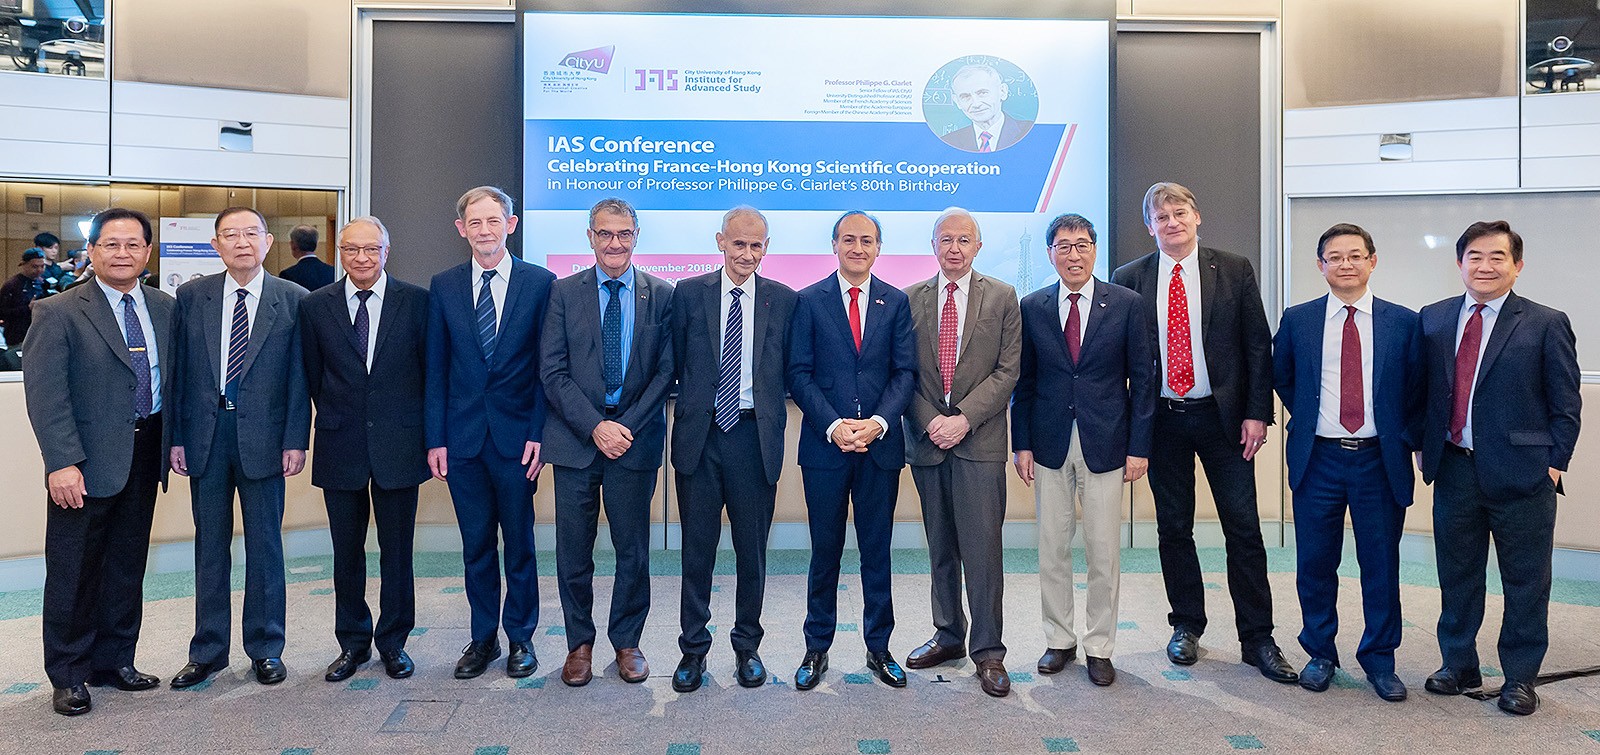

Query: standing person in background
[279,225,336,292]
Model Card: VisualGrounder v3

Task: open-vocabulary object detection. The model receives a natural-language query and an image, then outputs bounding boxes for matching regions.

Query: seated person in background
[35,233,67,294]
[1,248,50,345]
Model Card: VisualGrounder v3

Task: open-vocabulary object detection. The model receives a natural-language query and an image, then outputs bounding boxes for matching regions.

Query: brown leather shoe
[615,648,650,683]
[1086,655,1116,686]
[905,639,967,670]
[1037,647,1076,674]
[562,644,593,687]
[976,658,1011,697]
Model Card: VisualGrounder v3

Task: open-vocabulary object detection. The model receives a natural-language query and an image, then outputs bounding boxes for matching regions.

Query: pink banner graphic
[545,254,940,289]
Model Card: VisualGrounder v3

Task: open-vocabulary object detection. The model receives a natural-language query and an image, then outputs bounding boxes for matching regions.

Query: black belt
[134,411,161,432]
[1316,436,1379,451]
[1159,396,1216,412]
[717,408,757,426]
[603,405,620,417]
[1445,443,1474,457]
[219,395,236,410]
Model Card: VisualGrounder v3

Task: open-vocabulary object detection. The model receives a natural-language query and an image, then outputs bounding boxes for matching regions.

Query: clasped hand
[832,418,880,452]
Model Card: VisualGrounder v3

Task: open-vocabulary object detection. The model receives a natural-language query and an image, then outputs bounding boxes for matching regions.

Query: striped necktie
[476,270,497,359]
[225,289,248,403]
[715,287,744,431]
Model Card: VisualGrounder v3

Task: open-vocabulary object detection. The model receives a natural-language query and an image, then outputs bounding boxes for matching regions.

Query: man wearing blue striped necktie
[666,207,797,693]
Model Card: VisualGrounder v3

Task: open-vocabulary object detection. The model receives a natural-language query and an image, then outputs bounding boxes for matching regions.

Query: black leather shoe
[1166,628,1199,666]
[905,639,966,670]
[252,657,287,685]
[52,684,91,716]
[1299,658,1336,692]
[1037,647,1077,674]
[1368,671,1408,702]
[1498,680,1539,716]
[87,666,159,691]
[170,661,223,689]
[454,640,501,679]
[1086,656,1116,686]
[506,642,537,678]
[324,649,371,682]
[795,650,828,691]
[735,650,766,688]
[866,651,907,688]
[673,653,706,693]
[1242,644,1298,684]
[1424,666,1483,695]
[381,649,414,679]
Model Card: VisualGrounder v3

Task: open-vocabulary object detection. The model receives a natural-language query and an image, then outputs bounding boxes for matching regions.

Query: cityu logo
[559,46,615,74]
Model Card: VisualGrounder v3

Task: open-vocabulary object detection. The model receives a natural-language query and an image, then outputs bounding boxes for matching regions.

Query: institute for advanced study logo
[559,45,615,74]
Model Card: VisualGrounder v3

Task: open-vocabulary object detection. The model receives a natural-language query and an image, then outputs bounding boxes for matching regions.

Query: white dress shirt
[97,278,161,413]
[346,272,387,372]
[1156,248,1213,399]
[1055,275,1094,342]
[219,270,264,393]
[1452,290,1509,450]
[828,271,889,440]
[719,270,756,410]
[936,270,972,403]
[1315,289,1376,438]
[471,252,513,328]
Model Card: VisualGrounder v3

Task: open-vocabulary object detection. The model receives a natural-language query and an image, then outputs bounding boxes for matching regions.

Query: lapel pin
[1099,302,1107,308]
[875,299,885,305]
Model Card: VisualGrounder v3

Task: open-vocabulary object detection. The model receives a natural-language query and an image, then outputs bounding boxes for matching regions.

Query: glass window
[0,0,106,78]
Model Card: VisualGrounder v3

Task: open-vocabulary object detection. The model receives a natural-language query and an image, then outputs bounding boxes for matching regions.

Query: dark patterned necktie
[225,289,249,403]
[354,289,374,367]
[602,279,624,395]
[121,293,152,418]
[715,287,744,431]
[1449,304,1485,445]
[475,270,497,359]
[1065,292,1082,364]
[1339,305,1363,434]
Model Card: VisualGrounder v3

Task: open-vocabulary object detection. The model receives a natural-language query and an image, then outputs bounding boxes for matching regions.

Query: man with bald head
[667,206,797,693]
[901,208,1021,697]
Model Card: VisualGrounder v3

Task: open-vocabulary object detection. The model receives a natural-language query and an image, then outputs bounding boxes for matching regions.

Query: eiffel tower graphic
[1016,229,1035,293]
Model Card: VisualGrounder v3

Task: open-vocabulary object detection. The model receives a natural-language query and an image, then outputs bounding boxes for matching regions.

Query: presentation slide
[522,12,1110,292]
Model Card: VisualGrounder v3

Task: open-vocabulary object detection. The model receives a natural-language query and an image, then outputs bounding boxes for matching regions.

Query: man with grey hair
[939,64,1034,153]
[667,206,797,692]
[542,196,675,687]
[425,186,557,680]
[280,224,335,292]
[902,207,1022,696]
[300,216,429,682]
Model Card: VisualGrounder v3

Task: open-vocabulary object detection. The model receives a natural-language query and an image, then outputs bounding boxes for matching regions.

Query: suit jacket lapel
[336,289,366,361]
[1197,248,1218,347]
[149,291,174,371]
[752,274,772,363]
[1476,292,1522,388]
[821,275,854,355]
[1434,295,1464,389]
[1370,298,1391,392]
[1077,279,1106,358]
[82,286,135,374]
[705,274,723,356]
[859,276,891,353]
[202,277,223,390]
[629,271,651,370]
[1037,282,1072,364]
[370,286,401,369]
[239,285,277,378]
[958,273,985,356]
[1306,296,1328,389]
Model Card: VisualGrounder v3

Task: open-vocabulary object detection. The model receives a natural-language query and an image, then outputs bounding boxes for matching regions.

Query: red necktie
[1339,305,1363,434]
[1166,264,1195,396]
[1064,292,1082,364]
[848,286,863,352]
[938,282,958,395]
[1449,304,1485,445]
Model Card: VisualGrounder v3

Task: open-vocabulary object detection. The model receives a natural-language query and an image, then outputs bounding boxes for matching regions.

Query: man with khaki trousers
[1012,213,1156,686]
[901,208,1021,697]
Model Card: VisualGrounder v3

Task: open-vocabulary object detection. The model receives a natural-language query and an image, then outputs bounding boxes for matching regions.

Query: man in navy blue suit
[1273,223,1422,702]
[424,186,555,680]
[788,210,918,690]
[1417,220,1580,716]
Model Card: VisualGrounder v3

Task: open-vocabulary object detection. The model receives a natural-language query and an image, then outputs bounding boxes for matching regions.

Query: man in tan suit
[901,207,1022,697]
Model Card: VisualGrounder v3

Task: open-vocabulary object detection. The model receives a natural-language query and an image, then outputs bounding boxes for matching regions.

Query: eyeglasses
[591,229,637,243]
[218,228,265,242]
[1321,254,1371,267]
[1050,240,1096,254]
[339,245,385,257]
[93,241,148,253]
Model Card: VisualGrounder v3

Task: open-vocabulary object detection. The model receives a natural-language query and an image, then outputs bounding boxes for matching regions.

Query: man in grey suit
[25,208,172,716]
[901,208,1021,697]
[541,197,675,687]
[167,207,311,689]
[668,206,797,693]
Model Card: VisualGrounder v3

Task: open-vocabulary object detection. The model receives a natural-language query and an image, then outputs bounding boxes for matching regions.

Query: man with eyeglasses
[168,207,310,689]
[540,197,674,687]
[1273,223,1421,702]
[900,208,1021,697]
[1110,182,1295,684]
[1015,213,1155,688]
[425,186,556,680]
[24,208,172,716]
[300,217,428,682]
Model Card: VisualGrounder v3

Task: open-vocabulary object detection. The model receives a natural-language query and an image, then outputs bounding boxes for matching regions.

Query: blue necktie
[602,278,624,396]
[475,270,497,359]
[225,289,248,403]
[121,293,152,418]
[354,289,373,367]
[715,287,744,431]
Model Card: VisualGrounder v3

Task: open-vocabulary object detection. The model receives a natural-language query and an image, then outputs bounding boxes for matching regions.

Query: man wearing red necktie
[1111,182,1294,684]
[1272,223,1422,702]
[1416,220,1580,716]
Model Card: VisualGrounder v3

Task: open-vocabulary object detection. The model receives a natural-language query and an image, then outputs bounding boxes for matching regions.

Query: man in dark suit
[788,210,918,690]
[1417,220,1580,716]
[1016,213,1156,689]
[168,207,310,689]
[668,206,796,693]
[24,208,171,716]
[541,197,674,687]
[425,186,555,680]
[301,216,429,682]
[937,63,1034,153]
[1110,182,1296,683]
[278,225,335,292]
[901,208,1021,697]
[1273,223,1422,702]
[0,247,49,345]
